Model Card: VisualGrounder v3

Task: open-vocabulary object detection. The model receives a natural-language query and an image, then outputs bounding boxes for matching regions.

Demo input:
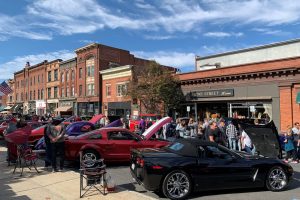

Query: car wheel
[266,166,288,192]
[162,170,192,200]
[82,150,100,168]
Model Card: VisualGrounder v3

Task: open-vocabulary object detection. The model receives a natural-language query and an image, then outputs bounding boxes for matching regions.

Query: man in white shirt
[241,130,253,155]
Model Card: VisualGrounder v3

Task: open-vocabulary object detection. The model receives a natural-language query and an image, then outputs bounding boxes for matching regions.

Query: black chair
[79,151,107,198]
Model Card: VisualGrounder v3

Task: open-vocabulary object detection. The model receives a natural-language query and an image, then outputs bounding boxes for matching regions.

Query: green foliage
[127,61,184,114]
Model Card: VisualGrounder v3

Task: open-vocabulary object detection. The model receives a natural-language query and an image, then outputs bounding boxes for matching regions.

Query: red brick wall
[280,86,292,130]
[102,76,131,103]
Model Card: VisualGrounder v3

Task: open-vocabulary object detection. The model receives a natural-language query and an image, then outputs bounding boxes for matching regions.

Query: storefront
[36,100,46,116]
[105,101,131,118]
[28,101,36,115]
[47,99,59,115]
[180,84,279,128]
[56,99,76,117]
[77,102,100,116]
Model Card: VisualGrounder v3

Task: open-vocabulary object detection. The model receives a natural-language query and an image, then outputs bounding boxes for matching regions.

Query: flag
[0,81,13,95]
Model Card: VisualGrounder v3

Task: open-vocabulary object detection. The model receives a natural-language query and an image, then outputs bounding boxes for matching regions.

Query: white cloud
[144,35,177,40]
[0,50,75,79]
[133,50,195,72]
[203,32,243,37]
[252,28,289,36]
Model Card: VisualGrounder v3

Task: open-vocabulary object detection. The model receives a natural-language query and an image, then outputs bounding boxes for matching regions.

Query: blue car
[65,121,96,136]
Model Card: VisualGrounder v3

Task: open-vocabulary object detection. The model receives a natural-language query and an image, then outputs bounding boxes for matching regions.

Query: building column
[279,85,292,131]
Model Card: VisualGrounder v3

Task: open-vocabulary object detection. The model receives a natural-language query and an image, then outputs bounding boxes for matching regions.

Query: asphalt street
[106,162,300,200]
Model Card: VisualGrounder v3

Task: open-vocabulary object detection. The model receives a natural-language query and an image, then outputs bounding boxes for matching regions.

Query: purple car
[65,121,96,136]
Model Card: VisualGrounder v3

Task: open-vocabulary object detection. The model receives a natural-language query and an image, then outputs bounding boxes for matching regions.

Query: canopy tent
[54,106,72,112]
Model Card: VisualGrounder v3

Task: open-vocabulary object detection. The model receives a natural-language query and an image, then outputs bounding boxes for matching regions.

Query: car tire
[266,166,288,192]
[82,149,100,168]
[162,170,192,200]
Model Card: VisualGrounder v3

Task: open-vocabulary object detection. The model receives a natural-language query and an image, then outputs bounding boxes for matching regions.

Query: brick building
[6,79,15,107]
[179,39,300,131]
[75,43,149,116]
[46,59,62,115]
[57,58,77,116]
[14,61,47,115]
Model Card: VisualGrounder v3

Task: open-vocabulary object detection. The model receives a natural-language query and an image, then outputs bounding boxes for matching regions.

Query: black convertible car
[130,124,294,200]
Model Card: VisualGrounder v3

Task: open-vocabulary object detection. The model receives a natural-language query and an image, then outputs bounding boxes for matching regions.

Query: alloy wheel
[268,168,287,191]
[82,152,97,168]
[165,172,190,199]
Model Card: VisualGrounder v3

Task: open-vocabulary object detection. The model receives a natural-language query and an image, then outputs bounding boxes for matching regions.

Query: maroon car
[65,117,172,164]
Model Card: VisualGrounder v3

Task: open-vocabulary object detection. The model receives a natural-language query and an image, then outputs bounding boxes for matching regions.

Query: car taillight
[152,165,163,170]
[136,157,145,167]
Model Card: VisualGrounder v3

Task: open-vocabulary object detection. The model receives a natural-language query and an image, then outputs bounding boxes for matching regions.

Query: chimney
[25,62,30,68]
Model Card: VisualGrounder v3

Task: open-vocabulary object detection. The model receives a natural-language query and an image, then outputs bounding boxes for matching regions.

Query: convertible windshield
[167,142,185,151]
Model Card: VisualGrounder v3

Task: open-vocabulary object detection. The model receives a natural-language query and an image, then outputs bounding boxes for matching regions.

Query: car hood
[142,117,172,140]
[239,121,282,159]
[88,114,105,124]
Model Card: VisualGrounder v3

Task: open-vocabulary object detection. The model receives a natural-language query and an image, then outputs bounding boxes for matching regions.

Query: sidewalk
[0,145,155,200]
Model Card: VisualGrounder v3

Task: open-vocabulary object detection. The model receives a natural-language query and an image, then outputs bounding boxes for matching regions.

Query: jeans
[51,142,65,170]
[45,141,52,167]
[228,138,237,150]
[244,145,253,155]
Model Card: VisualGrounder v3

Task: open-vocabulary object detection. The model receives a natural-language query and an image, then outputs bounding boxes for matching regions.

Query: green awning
[297,92,300,103]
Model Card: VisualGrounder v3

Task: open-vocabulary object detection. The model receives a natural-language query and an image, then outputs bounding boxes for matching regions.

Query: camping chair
[13,145,39,176]
[79,151,107,198]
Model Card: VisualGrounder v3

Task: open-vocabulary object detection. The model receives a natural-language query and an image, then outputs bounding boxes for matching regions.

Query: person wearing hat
[44,117,54,168]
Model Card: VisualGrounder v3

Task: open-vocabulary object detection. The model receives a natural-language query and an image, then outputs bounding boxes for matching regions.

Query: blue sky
[1,0,300,82]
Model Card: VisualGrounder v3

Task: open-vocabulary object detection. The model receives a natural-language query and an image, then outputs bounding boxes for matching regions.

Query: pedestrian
[47,119,66,172]
[188,118,198,137]
[139,118,146,133]
[217,119,227,146]
[176,119,187,138]
[284,126,299,163]
[207,120,219,143]
[197,121,205,139]
[292,122,300,156]
[226,121,238,150]
[241,129,254,155]
[44,117,53,168]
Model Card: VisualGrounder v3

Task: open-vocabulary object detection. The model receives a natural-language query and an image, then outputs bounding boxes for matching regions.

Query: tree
[127,61,184,114]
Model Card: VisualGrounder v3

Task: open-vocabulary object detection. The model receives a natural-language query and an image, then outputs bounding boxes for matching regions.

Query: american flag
[0,81,13,95]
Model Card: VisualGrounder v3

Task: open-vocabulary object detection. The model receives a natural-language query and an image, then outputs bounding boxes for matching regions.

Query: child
[284,127,298,163]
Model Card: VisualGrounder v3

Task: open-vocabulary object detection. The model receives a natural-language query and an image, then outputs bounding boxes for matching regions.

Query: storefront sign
[190,89,234,99]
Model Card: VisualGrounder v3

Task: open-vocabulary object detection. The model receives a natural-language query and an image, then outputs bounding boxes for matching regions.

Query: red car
[129,114,161,132]
[65,117,172,164]
[0,121,8,138]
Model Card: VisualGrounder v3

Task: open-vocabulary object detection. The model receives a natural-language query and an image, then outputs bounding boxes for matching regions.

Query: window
[106,84,111,97]
[30,91,32,100]
[66,71,69,81]
[30,78,32,86]
[38,90,40,100]
[117,84,127,96]
[204,146,232,160]
[87,84,95,95]
[54,69,58,81]
[48,71,51,82]
[25,92,28,101]
[79,85,83,96]
[41,89,44,99]
[33,90,35,99]
[21,93,24,101]
[66,86,69,97]
[38,76,40,83]
[86,66,95,77]
[48,88,51,99]
[71,85,75,96]
[61,88,64,98]
[79,68,83,79]
[71,70,75,80]
[61,73,64,82]
[54,87,58,98]
[108,131,135,140]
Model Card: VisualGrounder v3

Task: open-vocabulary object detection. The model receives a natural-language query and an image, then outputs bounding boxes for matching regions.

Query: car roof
[168,139,217,157]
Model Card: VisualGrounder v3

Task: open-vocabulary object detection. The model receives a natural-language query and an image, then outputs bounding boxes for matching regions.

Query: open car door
[239,121,282,159]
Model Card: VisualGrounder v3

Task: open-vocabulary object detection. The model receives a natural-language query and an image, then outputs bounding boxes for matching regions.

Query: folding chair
[79,151,107,198]
[13,145,39,176]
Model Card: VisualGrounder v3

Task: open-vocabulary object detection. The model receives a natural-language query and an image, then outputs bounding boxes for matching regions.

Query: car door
[106,130,139,161]
[195,145,254,190]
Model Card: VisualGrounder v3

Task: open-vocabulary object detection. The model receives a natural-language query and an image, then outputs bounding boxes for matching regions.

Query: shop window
[106,84,111,97]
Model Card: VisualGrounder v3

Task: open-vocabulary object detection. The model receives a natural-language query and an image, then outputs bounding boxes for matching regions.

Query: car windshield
[166,142,185,151]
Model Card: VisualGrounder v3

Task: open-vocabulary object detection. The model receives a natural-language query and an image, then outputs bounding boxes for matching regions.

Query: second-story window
[48,71,51,82]
[54,69,58,81]
[117,83,127,96]
[54,87,58,98]
[48,88,51,99]
[38,90,40,100]
[79,85,82,96]
[30,91,32,100]
[66,86,69,97]
[61,87,64,98]
[87,84,95,95]
[33,90,35,99]
[61,73,64,82]
[66,71,69,81]
[41,89,44,99]
[71,84,75,96]
[79,68,82,79]
[71,70,75,80]
[106,84,111,97]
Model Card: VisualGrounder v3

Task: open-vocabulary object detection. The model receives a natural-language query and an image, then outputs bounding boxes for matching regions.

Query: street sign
[187,106,190,112]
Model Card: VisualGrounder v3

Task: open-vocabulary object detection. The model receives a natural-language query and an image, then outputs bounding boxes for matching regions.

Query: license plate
[131,163,135,170]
